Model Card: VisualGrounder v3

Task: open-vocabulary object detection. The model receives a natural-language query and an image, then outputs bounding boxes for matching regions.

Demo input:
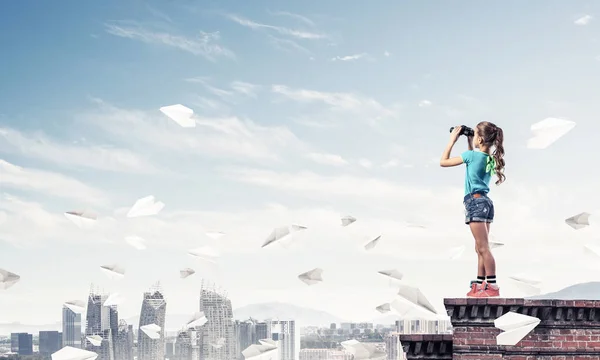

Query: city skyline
[3,0,600,326]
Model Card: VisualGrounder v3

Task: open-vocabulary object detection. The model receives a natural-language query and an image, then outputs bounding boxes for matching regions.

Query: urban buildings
[39,331,62,358]
[10,333,33,355]
[298,349,352,360]
[267,320,299,360]
[394,319,451,334]
[234,319,256,360]
[113,320,134,360]
[62,305,82,348]
[137,283,167,360]
[197,282,234,360]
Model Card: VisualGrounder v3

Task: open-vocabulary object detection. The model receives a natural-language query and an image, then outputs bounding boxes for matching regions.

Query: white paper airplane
[86,335,102,347]
[64,211,97,229]
[180,268,195,279]
[127,196,165,218]
[242,340,278,359]
[341,339,387,360]
[378,269,403,282]
[205,231,225,240]
[63,300,85,313]
[125,236,146,250]
[396,282,437,315]
[494,311,540,346]
[341,215,356,226]
[103,293,123,307]
[185,312,208,329]
[210,337,226,349]
[448,245,465,259]
[508,274,542,296]
[375,303,391,313]
[261,224,307,248]
[99,264,125,279]
[188,246,220,263]
[298,268,323,285]
[140,324,161,339]
[527,118,576,149]
[0,268,20,290]
[52,346,98,360]
[565,212,591,230]
[364,235,381,251]
[159,104,196,128]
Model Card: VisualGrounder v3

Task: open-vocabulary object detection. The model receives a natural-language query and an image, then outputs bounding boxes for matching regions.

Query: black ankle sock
[476,276,485,284]
[486,275,497,284]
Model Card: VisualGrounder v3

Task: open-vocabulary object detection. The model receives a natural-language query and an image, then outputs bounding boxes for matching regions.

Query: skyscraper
[113,320,134,360]
[234,319,256,359]
[255,322,270,343]
[85,286,118,360]
[39,331,62,358]
[197,281,234,360]
[137,283,167,360]
[174,331,192,360]
[10,333,33,355]
[267,320,298,360]
[62,305,82,348]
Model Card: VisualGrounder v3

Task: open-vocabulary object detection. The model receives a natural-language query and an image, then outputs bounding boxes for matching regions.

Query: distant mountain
[530,282,600,300]
[233,302,345,326]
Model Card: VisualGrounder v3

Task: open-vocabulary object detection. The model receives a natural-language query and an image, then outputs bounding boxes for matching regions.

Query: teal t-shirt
[461,150,492,196]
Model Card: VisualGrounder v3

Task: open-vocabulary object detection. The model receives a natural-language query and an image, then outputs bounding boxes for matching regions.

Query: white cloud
[227,14,325,39]
[0,127,156,173]
[358,158,372,168]
[80,100,307,162]
[268,35,311,54]
[381,159,398,169]
[331,53,368,62]
[306,152,348,166]
[104,22,234,60]
[0,160,109,207]
[574,15,592,25]
[384,51,390,57]
[185,77,236,100]
[418,100,432,107]
[267,10,316,27]
[230,81,260,98]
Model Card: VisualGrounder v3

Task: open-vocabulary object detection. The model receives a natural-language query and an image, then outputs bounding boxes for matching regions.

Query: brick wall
[400,334,452,359]
[446,298,600,359]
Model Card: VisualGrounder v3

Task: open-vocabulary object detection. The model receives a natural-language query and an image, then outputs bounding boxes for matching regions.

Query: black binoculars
[449,125,474,137]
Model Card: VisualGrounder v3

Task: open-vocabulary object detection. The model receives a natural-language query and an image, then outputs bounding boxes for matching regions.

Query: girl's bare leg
[470,222,496,276]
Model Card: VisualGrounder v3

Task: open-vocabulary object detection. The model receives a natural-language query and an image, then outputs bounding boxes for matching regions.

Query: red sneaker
[473,283,500,297]
[466,281,483,297]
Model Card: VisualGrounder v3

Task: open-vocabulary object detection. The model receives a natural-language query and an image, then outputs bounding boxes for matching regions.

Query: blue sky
[2,0,600,325]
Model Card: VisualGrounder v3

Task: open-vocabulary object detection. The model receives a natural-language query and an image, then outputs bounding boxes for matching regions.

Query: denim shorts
[463,193,494,224]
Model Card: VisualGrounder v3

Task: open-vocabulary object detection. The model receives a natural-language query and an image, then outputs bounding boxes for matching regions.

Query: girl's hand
[449,125,462,143]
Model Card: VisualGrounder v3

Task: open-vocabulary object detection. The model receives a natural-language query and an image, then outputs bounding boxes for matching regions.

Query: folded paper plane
[140,324,161,339]
[125,236,146,250]
[494,311,540,346]
[188,246,219,263]
[52,346,98,360]
[364,235,381,251]
[262,224,305,248]
[378,269,403,282]
[242,340,278,359]
[86,335,102,347]
[160,104,196,128]
[396,283,437,315]
[508,274,542,296]
[448,245,465,260]
[341,339,387,360]
[341,215,356,226]
[103,293,123,307]
[127,196,165,218]
[185,312,208,329]
[0,268,20,290]
[64,211,97,229]
[205,231,225,240]
[375,303,391,313]
[180,268,195,279]
[298,268,323,285]
[565,212,591,230]
[64,300,85,313]
[99,264,125,279]
[527,118,576,149]
[210,337,226,349]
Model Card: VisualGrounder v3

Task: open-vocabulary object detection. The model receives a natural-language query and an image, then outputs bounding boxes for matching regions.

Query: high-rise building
[385,333,407,360]
[197,281,234,360]
[39,331,62,358]
[255,322,270,343]
[174,331,192,360]
[11,333,33,355]
[62,305,82,348]
[299,349,352,360]
[267,320,299,360]
[85,286,118,360]
[394,319,451,335]
[114,320,134,360]
[234,319,256,359]
[137,283,167,360]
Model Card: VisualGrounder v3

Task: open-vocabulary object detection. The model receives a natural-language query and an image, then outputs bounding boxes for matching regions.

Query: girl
[440,122,506,298]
